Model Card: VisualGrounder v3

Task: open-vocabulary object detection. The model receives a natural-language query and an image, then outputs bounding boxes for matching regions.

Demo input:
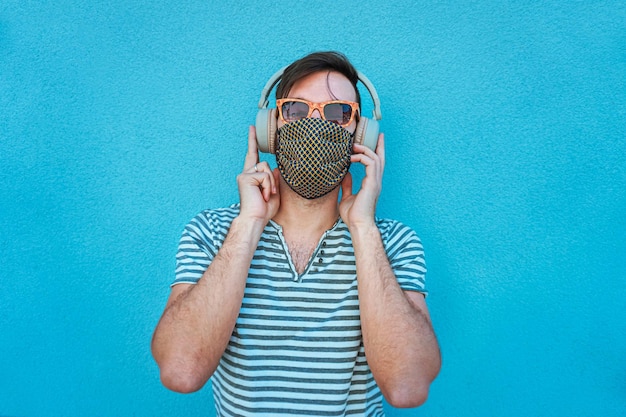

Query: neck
[272,180,340,235]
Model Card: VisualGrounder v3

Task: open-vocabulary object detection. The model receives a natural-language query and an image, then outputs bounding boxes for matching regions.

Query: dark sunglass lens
[282,101,310,121]
[324,103,352,125]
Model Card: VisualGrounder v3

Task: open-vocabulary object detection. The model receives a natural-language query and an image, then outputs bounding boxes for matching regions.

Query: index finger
[244,126,260,170]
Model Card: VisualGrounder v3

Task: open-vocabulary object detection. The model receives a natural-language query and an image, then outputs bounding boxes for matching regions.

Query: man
[151,51,441,416]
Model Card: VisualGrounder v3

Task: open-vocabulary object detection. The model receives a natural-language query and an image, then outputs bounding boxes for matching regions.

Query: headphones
[255,66,382,154]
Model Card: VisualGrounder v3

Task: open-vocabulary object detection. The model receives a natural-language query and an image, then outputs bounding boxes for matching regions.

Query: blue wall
[1,1,624,416]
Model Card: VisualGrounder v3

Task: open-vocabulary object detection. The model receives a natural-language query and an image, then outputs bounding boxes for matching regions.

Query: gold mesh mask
[276,117,354,199]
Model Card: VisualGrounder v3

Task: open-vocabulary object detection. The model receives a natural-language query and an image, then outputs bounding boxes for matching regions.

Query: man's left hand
[339,133,385,230]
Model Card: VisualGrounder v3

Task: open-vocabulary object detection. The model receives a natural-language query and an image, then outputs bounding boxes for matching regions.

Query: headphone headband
[257,67,382,121]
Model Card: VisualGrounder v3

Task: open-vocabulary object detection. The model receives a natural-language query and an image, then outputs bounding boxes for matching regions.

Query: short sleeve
[378,219,427,295]
[173,206,239,286]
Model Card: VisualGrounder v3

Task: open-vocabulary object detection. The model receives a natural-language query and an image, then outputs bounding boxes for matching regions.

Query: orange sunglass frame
[276,98,360,126]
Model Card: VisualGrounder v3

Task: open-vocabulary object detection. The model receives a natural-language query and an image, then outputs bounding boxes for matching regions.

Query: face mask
[276,117,354,199]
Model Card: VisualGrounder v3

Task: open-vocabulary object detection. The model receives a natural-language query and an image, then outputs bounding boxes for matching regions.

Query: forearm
[351,224,441,407]
[151,216,265,392]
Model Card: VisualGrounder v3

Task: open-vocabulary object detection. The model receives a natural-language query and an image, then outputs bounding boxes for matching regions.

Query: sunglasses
[276,98,360,126]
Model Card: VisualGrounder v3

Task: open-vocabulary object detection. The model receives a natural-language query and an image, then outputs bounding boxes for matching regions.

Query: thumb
[272,168,281,194]
[340,172,353,200]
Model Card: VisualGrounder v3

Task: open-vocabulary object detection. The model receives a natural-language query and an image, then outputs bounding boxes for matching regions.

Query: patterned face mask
[276,117,354,199]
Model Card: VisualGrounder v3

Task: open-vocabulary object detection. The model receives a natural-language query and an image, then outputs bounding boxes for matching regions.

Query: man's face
[276,71,358,134]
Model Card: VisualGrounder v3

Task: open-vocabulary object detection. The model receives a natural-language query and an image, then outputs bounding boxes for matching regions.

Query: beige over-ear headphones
[255,66,382,154]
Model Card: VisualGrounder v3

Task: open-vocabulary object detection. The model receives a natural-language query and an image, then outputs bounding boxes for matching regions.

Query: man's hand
[340,133,441,405]
[237,126,280,223]
[339,133,385,229]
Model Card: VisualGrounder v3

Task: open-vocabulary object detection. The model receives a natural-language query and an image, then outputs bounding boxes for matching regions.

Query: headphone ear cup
[354,117,379,151]
[255,108,278,154]
[354,118,367,149]
[362,117,380,151]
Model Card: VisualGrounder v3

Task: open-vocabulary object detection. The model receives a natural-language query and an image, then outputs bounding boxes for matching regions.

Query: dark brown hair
[275,51,361,106]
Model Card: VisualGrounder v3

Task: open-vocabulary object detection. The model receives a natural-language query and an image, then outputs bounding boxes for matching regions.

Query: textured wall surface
[1,1,625,416]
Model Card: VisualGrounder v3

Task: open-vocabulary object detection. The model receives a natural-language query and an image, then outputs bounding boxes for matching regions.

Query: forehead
[287,71,357,102]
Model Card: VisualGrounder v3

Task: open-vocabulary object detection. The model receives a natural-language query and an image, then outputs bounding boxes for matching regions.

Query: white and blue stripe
[174,204,427,416]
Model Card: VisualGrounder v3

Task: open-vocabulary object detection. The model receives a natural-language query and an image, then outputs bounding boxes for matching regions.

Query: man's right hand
[236,126,280,224]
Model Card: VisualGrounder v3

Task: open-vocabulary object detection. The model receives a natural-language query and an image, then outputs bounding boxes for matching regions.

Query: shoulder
[375,217,422,245]
[182,204,241,245]
[375,217,425,260]
[187,203,240,229]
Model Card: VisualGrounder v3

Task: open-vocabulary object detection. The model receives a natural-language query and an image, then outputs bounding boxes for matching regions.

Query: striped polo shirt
[174,204,427,416]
